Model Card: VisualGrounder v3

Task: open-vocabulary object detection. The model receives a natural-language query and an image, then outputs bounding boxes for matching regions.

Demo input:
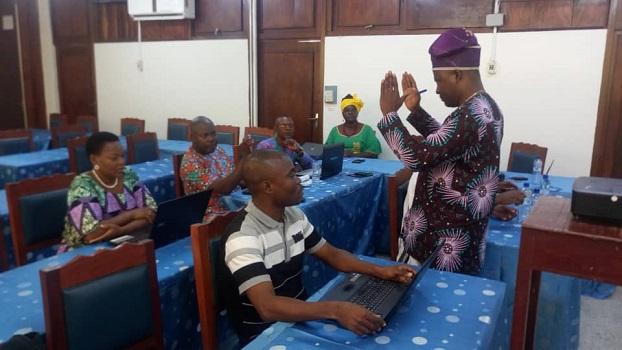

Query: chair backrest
[508,142,548,174]
[6,173,75,266]
[76,115,99,133]
[243,126,273,143]
[0,129,33,155]
[215,125,240,145]
[67,136,91,173]
[0,217,9,271]
[388,171,412,260]
[51,125,87,148]
[191,210,240,350]
[232,144,241,166]
[167,118,191,141]
[127,132,160,164]
[40,240,164,350]
[49,113,69,128]
[172,153,185,197]
[121,117,146,136]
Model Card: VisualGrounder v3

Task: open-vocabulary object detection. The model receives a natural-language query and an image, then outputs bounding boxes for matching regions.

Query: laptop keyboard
[348,277,399,313]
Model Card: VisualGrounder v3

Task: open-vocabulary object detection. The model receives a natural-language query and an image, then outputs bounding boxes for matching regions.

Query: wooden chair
[0,218,9,271]
[167,118,192,141]
[6,173,75,266]
[67,136,91,173]
[172,153,185,197]
[49,113,69,128]
[243,126,273,143]
[215,125,240,145]
[121,117,146,136]
[127,132,160,164]
[0,129,33,155]
[40,240,164,350]
[191,210,240,350]
[388,169,413,260]
[507,142,548,174]
[51,125,87,148]
[76,115,99,133]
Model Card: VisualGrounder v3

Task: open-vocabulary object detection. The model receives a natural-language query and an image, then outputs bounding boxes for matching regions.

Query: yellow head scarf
[340,94,364,112]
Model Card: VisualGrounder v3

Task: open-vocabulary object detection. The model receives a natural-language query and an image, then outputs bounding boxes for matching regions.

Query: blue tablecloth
[0,169,386,349]
[245,255,506,350]
[480,171,614,350]
[0,149,69,189]
[0,238,202,349]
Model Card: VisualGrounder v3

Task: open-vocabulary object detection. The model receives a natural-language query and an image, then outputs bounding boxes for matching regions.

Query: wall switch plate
[486,13,504,27]
[324,85,337,104]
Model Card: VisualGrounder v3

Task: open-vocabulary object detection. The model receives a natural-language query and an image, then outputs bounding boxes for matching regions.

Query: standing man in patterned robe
[378,28,504,275]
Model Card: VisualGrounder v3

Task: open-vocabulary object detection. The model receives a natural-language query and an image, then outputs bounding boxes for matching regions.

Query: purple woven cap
[429,28,480,70]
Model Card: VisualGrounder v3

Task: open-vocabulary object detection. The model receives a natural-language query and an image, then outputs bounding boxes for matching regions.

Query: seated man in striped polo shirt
[220,149,416,345]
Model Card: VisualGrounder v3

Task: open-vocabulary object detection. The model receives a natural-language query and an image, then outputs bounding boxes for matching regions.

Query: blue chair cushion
[133,139,159,163]
[63,264,153,350]
[167,124,188,141]
[0,138,30,156]
[20,189,68,246]
[79,121,95,133]
[509,151,539,174]
[216,132,234,145]
[122,125,141,136]
[75,146,92,173]
[57,131,84,148]
[249,134,270,143]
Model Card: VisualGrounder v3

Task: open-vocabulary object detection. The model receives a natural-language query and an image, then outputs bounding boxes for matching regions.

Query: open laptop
[302,142,324,160]
[297,143,344,180]
[111,189,211,248]
[319,240,444,320]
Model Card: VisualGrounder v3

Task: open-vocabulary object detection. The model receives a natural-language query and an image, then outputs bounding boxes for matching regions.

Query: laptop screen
[320,143,344,180]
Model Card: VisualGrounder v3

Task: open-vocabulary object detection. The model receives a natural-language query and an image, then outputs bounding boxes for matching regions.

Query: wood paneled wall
[591,0,622,178]
[89,0,611,43]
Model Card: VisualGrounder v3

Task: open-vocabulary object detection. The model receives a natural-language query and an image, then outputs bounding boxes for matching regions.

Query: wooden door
[591,0,622,178]
[0,0,25,129]
[258,40,323,143]
[50,0,97,118]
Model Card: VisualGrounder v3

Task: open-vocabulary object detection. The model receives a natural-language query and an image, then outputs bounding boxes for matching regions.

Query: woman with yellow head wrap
[325,94,381,158]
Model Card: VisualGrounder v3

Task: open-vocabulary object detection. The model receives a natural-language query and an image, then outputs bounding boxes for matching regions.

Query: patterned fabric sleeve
[362,125,382,154]
[63,174,104,247]
[180,151,211,195]
[377,110,479,172]
[406,107,442,137]
[124,167,157,211]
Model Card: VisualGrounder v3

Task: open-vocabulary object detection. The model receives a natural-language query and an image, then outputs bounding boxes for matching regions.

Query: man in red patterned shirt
[180,116,243,222]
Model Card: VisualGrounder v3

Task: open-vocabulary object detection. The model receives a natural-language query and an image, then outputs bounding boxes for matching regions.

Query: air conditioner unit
[127,0,195,21]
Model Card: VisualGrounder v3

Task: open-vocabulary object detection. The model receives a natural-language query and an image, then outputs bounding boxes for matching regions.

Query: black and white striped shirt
[221,201,325,344]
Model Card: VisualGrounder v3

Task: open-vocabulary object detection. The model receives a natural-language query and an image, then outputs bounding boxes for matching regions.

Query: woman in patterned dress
[61,132,157,249]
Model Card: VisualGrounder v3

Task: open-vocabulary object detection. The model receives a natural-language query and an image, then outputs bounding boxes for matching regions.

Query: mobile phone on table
[351,159,365,164]
[349,171,373,178]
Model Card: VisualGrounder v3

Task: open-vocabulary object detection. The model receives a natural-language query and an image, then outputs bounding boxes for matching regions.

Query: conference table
[0,139,193,190]
[245,256,506,350]
[0,165,386,349]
